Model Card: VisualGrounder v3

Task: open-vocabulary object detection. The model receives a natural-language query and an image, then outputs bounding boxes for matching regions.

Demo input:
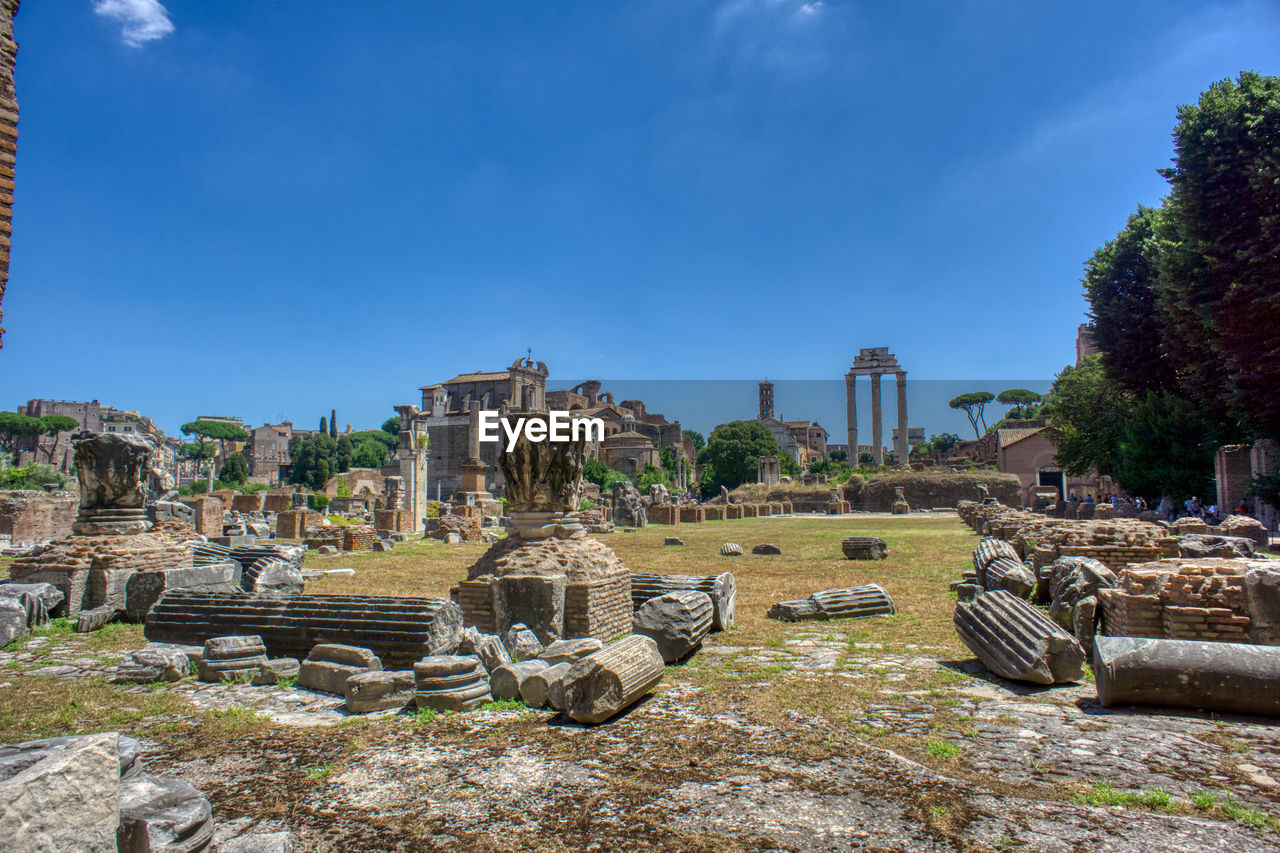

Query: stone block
[124,562,240,621]
[489,659,550,701]
[117,770,214,853]
[522,661,572,709]
[112,644,191,684]
[298,644,382,695]
[633,590,713,663]
[538,637,603,666]
[413,655,491,712]
[252,658,300,686]
[345,670,416,713]
[954,590,1084,685]
[561,634,665,725]
[0,732,121,852]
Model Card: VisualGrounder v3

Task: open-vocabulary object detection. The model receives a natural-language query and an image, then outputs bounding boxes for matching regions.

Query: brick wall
[0,1,17,348]
[0,490,74,543]
[275,509,322,538]
[179,496,224,536]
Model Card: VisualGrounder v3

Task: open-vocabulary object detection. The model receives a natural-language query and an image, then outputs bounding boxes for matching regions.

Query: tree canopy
[996,389,1042,420]
[697,420,790,494]
[382,416,401,436]
[682,429,705,452]
[0,412,43,461]
[36,415,79,463]
[219,452,250,484]
[948,392,994,439]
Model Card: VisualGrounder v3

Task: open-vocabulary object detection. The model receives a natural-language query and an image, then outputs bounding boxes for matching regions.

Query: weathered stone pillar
[870,373,883,467]
[844,372,857,466]
[460,403,487,495]
[894,371,909,468]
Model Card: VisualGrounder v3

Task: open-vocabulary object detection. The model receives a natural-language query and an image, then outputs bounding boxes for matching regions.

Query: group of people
[1065,491,1253,524]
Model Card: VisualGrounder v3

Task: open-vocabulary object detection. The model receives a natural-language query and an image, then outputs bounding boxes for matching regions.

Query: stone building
[1215,440,1279,530]
[598,430,660,477]
[397,357,550,504]
[996,424,1098,506]
[546,381,695,466]
[15,399,172,474]
[755,380,827,465]
[1076,323,1098,366]
[245,422,295,483]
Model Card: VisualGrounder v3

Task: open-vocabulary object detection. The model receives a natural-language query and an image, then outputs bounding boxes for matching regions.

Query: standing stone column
[459,403,488,496]
[870,373,883,467]
[894,371,909,468]
[844,372,857,467]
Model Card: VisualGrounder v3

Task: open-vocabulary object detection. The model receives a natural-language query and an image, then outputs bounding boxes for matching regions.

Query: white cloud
[710,0,845,75]
[92,0,174,48]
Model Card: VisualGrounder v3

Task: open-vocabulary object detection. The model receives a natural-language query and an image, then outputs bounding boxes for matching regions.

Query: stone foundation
[451,536,633,643]
[648,505,679,525]
[178,496,224,536]
[276,508,323,539]
[1099,558,1273,644]
[9,530,195,617]
[373,509,413,533]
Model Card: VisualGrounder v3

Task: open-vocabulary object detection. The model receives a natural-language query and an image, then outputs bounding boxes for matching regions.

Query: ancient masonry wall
[231,493,265,513]
[1099,559,1256,643]
[179,496,223,536]
[0,1,17,348]
[262,493,293,514]
[0,490,75,542]
[564,566,632,640]
[373,509,412,532]
[276,509,322,539]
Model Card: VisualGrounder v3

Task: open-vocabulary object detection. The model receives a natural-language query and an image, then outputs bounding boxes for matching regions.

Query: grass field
[302,513,975,654]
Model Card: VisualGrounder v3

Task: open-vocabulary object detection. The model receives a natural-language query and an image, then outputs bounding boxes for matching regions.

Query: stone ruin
[842,536,888,560]
[768,584,895,622]
[611,479,646,528]
[952,498,1280,715]
[8,433,236,622]
[451,411,633,644]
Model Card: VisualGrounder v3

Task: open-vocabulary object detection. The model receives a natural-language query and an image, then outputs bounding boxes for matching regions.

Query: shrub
[307,493,330,511]
[0,463,70,491]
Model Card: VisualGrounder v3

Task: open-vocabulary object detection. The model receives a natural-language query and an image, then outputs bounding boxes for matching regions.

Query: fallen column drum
[1093,635,1280,716]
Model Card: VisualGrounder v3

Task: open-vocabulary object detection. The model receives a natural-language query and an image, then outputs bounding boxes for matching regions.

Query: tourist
[1237,499,1251,516]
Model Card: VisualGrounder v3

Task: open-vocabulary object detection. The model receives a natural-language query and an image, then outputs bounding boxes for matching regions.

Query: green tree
[1113,392,1217,501]
[633,463,671,492]
[779,452,800,476]
[289,433,339,491]
[1082,206,1175,393]
[700,420,788,492]
[36,415,79,464]
[1157,71,1280,440]
[382,416,401,436]
[949,392,995,439]
[219,452,250,485]
[829,449,847,462]
[330,409,338,439]
[584,456,630,492]
[0,412,44,463]
[996,389,1043,420]
[319,416,328,436]
[921,432,961,455]
[181,420,249,491]
[1043,357,1129,477]
[682,429,705,452]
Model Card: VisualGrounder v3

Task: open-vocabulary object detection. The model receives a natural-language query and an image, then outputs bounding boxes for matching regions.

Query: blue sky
[1,0,1277,438]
